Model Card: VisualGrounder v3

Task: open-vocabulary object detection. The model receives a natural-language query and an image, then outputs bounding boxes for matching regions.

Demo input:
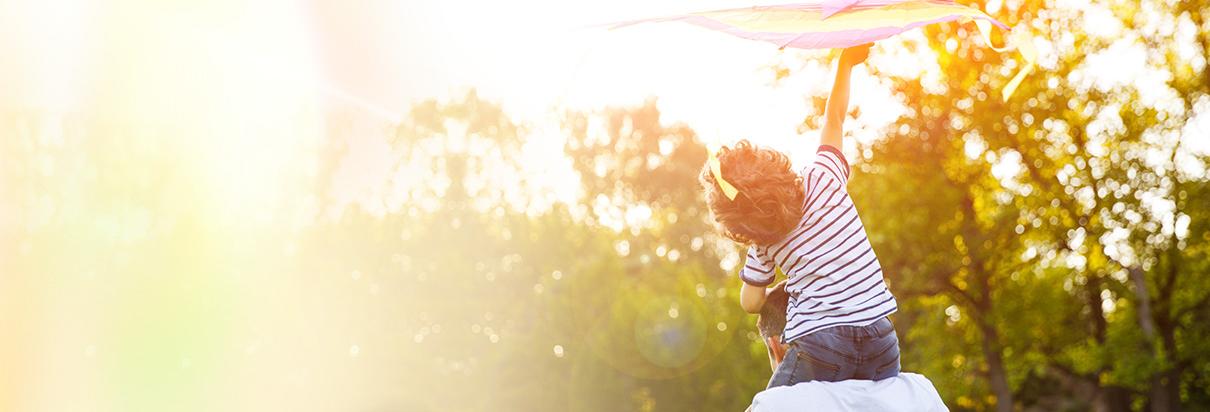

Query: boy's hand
[839,43,872,68]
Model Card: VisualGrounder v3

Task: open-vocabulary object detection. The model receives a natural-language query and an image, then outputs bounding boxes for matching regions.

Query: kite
[611,0,1004,50]
[611,0,1037,201]
[610,0,1036,101]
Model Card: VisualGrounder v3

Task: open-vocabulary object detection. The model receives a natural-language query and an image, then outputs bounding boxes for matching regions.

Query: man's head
[757,283,791,371]
[700,140,805,246]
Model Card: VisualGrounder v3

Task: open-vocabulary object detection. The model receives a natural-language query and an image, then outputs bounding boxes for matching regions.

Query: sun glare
[5,0,1209,411]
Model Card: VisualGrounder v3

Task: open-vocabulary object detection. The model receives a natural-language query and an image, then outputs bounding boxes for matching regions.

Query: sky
[304,0,1210,161]
[0,0,924,184]
[307,0,913,158]
[8,0,1206,222]
[0,0,945,241]
[2,0,1204,208]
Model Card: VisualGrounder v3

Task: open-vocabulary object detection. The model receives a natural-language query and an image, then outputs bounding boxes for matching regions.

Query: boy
[700,44,900,388]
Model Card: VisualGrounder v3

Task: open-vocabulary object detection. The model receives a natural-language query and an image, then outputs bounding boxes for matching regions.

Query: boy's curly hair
[699,140,805,246]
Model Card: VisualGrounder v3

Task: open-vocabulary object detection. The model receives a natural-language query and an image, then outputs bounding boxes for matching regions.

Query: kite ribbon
[973,19,1039,101]
[708,148,739,200]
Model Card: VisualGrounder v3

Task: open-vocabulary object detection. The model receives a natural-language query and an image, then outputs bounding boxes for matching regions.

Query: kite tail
[972,19,1039,102]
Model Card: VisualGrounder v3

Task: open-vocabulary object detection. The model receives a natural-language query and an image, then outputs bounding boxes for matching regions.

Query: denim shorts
[767,318,900,388]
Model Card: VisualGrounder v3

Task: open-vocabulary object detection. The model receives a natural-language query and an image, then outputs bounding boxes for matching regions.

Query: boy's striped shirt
[740,145,897,344]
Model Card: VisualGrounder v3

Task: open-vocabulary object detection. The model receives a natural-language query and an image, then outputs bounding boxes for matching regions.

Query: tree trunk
[1084,275,1131,412]
[1148,318,1182,412]
[1051,368,1129,412]
[1129,266,1182,412]
[1095,385,1132,412]
[1085,279,1107,337]
[979,322,1014,412]
[1148,369,1181,412]
[957,193,1013,412]
[1129,267,1157,339]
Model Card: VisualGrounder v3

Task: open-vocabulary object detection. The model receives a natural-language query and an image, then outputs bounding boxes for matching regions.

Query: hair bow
[708,148,740,200]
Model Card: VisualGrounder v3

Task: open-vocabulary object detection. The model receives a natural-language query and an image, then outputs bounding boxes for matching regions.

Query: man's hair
[699,140,805,245]
[757,284,790,339]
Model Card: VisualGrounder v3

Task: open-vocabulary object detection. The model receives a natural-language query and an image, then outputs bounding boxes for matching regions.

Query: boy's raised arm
[819,44,871,151]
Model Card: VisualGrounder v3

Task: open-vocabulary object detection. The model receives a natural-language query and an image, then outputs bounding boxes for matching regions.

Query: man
[749,282,947,412]
[757,281,791,374]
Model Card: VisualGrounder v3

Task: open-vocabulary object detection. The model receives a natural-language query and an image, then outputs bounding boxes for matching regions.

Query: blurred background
[1,0,1208,411]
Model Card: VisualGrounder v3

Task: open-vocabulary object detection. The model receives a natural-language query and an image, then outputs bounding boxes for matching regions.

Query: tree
[836,0,1210,410]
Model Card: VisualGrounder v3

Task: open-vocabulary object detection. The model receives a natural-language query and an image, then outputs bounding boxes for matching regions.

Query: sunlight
[4,0,1209,411]
[87,0,321,225]
[0,0,93,111]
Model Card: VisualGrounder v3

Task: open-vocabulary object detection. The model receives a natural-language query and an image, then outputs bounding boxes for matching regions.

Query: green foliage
[837,0,1210,410]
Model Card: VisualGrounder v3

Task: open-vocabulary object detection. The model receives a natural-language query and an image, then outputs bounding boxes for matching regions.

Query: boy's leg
[792,331,857,382]
[861,318,901,380]
[766,333,857,388]
[766,320,900,388]
[765,344,799,389]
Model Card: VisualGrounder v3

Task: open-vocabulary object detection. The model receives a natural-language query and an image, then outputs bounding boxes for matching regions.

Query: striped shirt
[740,145,897,344]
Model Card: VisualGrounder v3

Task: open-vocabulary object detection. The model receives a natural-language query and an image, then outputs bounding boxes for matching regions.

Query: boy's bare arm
[740,279,788,314]
[819,44,871,151]
[740,282,768,313]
